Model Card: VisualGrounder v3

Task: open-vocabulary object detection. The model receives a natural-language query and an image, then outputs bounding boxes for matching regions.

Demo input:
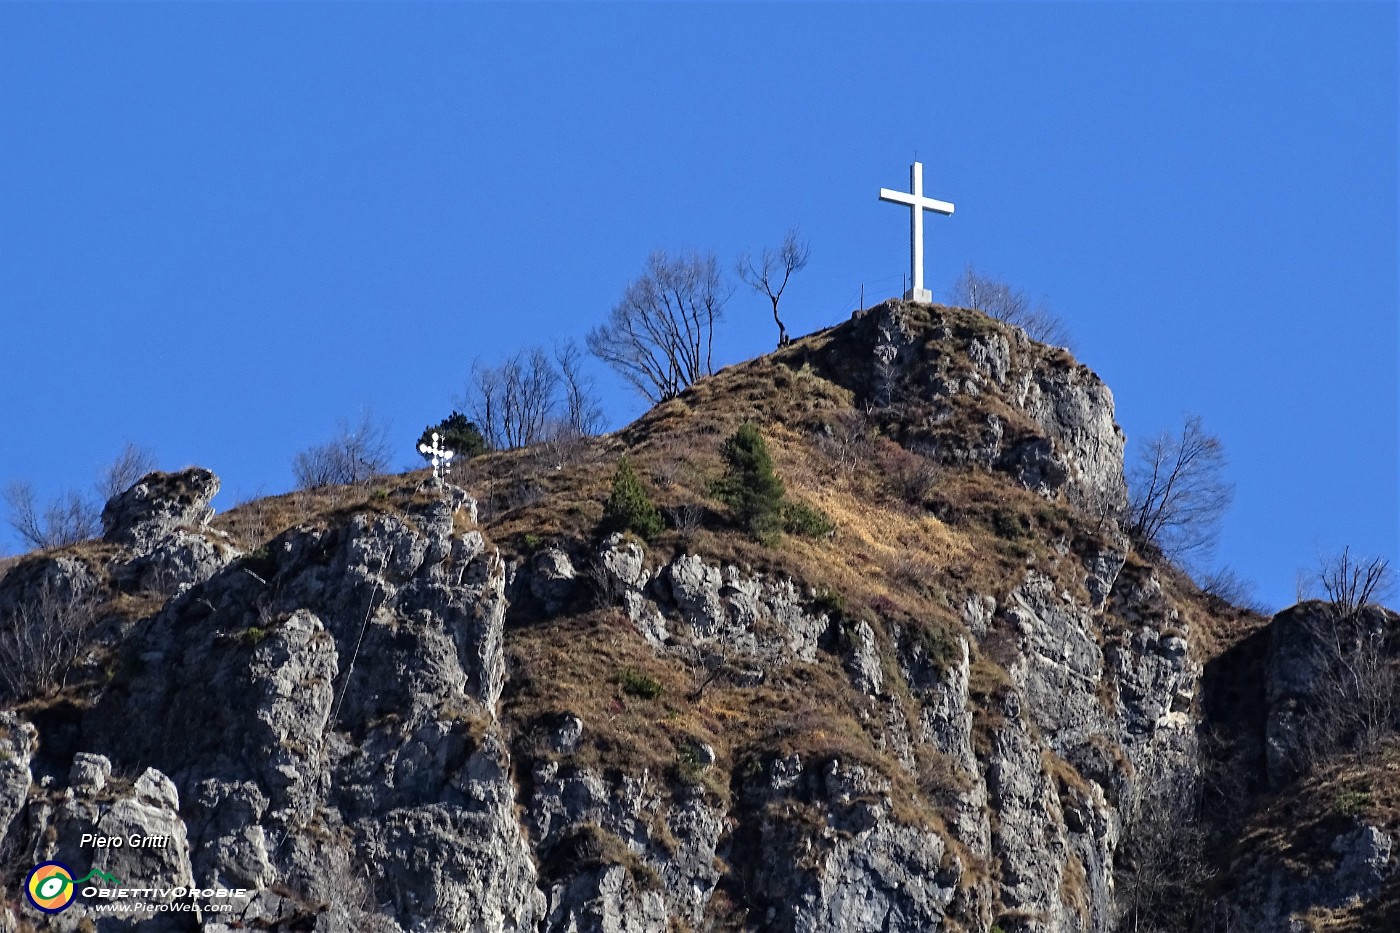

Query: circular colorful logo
[25,862,77,913]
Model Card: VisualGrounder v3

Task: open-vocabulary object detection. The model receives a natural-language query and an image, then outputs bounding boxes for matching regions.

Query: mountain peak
[1,302,1393,932]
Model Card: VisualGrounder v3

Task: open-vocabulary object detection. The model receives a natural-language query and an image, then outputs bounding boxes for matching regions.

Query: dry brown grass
[501,602,947,830]
[1042,749,1095,800]
[1154,557,1271,665]
[213,478,403,548]
[1219,739,1400,933]
[503,608,711,782]
[498,330,1149,833]
[1060,850,1090,927]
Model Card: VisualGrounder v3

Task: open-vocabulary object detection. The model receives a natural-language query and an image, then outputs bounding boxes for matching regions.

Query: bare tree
[468,347,559,450]
[5,443,160,550]
[1115,769,1214,933]
[1125,415,1233,561]
[292,410,393,489]
[948,263,1070,347]
[1286,548,1398,767]
[554,341,605,440]
[738,229,809,348]
[97,441,158,501]
[0,575,101,701]
[689,644,737,701]
[1314,547,1393,621]
[3,482,99,550]
[465,341,603,451]
[588,250,728,403]
[1299,601,1398,765]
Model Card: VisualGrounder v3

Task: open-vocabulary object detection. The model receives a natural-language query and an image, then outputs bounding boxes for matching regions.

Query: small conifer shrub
[712,422,833,543]
[601,457,664,540]
[711,421,786,541]
[617,666,663,699]
[781,500,834,538]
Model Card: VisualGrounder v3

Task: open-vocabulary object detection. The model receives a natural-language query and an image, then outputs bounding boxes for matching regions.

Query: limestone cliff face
[0,302,1392,932]
[847,301,1127,514]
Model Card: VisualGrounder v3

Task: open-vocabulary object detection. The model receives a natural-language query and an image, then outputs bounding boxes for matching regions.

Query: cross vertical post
[879,161,954,304]
[910,162,924,298]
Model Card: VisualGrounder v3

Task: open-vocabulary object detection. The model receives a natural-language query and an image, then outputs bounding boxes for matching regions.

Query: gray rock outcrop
[103,467,240,594]
[853,300,1127,514]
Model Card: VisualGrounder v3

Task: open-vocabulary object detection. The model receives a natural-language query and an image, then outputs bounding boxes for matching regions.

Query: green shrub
[711,422,786,540]
[618,666,663,699]
[601,458,664,540]
[673,742,711,786]
[782,500,834,537]
[913,620,960,674]
[244,545,275,573]
[240,627,270,648]
[1333,786,1373,818]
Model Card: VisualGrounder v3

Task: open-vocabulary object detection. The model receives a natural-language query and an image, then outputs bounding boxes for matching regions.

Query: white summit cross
[417,432,456,481]
[879,161,954,303]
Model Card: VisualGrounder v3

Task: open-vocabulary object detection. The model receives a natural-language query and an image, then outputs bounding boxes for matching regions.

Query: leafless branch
[1125,415,1233,561]
[3,482,100,550]
[1299,602,1398,765]
[554,340,605,440]
[464,341,604,456]
[292,410,393,489]
[1315,547,1393,620]
[948,263,1071,347]
[468,347,559,450]
[1197,566,1267,614]
[1115,766,1214,933]
[588,250,728,403]
[738,228,809,347]
[0,574,101,701]
[97,442,158,501]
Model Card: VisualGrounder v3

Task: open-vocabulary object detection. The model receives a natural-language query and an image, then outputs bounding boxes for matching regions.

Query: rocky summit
[0,300,1395,932]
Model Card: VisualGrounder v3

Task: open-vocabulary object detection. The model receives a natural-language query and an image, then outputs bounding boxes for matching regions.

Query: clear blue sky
[1,3,1395,612]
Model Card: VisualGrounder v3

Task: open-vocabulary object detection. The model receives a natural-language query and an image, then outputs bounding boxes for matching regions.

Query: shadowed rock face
[0,307,1391,933]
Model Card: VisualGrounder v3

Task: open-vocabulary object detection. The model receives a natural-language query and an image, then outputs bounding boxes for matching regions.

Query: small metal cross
[417,432,456,481]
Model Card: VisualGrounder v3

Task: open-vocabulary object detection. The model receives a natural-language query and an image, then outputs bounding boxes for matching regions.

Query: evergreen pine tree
[601,457,664,540]
[712,421,786,540]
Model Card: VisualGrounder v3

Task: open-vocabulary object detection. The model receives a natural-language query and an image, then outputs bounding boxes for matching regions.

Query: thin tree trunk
[771,297,788,347]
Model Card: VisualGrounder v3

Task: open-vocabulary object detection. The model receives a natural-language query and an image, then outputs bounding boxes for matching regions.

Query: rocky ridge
[0,300,1393,932]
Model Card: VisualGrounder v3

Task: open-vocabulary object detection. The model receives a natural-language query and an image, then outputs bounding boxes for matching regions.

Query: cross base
[904,287,933,304]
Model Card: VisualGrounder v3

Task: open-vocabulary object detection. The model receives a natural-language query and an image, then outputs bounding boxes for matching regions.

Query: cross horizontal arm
[878,188,954,215]
[878,188,916,206]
